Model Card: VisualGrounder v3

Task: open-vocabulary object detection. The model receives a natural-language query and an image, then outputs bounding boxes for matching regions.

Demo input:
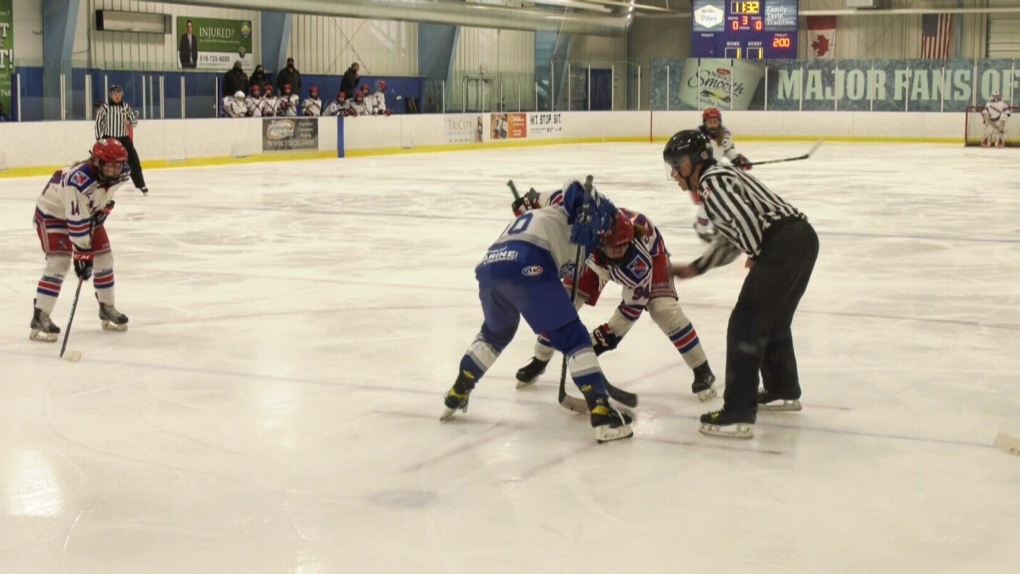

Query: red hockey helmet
[265,85,274,94]
[702,107,722,122]
[250,84,261,95]
[91,138,128,184]
[310,86,319,96]
[283,83,292,94]
[600,211,634,261]
[378,80,387,91]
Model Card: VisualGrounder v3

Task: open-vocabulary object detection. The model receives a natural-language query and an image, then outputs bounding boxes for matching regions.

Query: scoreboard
[692,0,798,60]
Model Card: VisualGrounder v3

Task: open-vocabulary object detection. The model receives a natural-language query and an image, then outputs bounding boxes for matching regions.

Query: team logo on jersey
[69,170,91,189]
[522,266,543,277]
[627,257,649,277]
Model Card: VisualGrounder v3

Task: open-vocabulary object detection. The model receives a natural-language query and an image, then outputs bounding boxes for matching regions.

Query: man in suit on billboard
[179,19,198,69]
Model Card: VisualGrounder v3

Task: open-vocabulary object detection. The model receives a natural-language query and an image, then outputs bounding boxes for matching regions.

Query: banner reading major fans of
[177,16,253,71]
[0,0,14,118]
[807,16,836,59]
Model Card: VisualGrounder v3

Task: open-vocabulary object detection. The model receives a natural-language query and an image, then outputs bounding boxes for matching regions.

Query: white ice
[1,142,1018,574]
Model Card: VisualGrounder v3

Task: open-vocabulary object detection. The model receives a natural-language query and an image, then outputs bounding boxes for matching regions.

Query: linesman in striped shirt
[95,85,148,195]
[664,130,819,439]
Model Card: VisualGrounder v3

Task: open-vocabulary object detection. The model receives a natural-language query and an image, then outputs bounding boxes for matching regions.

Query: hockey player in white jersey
[323,91,353,117]
[982,91,1011,148]
[349,89,370,116]
[301,86,322,116]
[442,179,634,443]
[222,91,247,117]
[260,85,279,117]
[368,80,391,116]
[30,139,132,342]
[691,108,753,242]
[276,84,299,117]
[245,84,264,118]
[511,189,717,400]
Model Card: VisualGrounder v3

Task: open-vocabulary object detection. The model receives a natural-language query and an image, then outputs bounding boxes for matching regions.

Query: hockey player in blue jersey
[509,191,717,401]
[441,179,633,443]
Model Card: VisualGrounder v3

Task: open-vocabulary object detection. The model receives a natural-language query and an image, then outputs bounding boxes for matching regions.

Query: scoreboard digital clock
[692,0,798,59]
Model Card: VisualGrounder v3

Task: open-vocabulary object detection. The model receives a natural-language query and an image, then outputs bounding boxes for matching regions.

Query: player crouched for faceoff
[511,188,717,400]
[665,130,818,439]
[30,139,132,342]
[691,108,752,242]
[441,180,633,443]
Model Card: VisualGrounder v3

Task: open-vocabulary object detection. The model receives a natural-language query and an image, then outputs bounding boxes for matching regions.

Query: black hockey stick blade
[747,139,824,167]
[506,180,522,201]
[606,381,638,408]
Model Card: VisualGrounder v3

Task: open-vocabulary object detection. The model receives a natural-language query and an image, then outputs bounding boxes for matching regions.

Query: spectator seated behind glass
[245,84,264,118]
[302,87,322,116]
[369,80,392,116]
[324,91,355,117]
[260,85,279,117]
[277,84,298,117]
[222,91,248,117]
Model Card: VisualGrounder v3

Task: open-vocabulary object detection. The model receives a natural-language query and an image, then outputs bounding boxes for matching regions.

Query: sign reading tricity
[692,0,799,60]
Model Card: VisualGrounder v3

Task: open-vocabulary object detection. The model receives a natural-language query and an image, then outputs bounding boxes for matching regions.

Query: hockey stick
[59,277,84,362]
[746,140,824,167]
[557,176,595,415]
[995,433,1020,456]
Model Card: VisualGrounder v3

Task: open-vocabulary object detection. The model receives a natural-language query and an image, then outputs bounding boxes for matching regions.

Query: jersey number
[505,212,533,235]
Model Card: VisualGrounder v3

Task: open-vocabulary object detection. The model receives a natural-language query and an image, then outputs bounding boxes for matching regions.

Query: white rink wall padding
[1,143,1019,573]
[0,110,967,176]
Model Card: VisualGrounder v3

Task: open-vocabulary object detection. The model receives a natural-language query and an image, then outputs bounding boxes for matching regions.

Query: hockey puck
[62,350,82,362]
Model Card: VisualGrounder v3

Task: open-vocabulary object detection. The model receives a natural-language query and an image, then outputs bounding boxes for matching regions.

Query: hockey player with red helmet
[30,139,132,342]
[511,188,717,401]
[690,108,752,242]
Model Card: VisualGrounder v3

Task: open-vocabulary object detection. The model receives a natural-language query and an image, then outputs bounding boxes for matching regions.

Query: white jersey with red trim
[35,161,129,251]
[698,125,741,163]
[986,99,1011,122]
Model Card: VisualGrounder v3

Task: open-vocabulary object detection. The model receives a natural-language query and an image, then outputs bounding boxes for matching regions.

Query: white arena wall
[0,111,961,178]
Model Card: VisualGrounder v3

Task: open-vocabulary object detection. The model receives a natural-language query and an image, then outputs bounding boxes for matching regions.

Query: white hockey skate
[30,306,60,343]
[99,302,129,331]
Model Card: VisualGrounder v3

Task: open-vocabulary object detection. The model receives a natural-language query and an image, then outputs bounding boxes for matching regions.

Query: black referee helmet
[663,129,713,169]
[109,85,123,95]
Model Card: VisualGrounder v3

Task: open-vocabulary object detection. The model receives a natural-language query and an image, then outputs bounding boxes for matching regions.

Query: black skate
[515,357,549,389]
[699,408,755,439]
[440,371,476,421]
[30,304,61,343]
[758,389,802,412]
[98,302,129,331]
[691,362,717,401]
[581,386,633,443]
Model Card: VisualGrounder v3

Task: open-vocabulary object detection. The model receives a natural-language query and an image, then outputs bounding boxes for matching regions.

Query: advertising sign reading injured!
[262,118,319,151]
[177,16,253,71]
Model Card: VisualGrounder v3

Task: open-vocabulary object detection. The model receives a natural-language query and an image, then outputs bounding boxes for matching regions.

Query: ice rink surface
[1,141,1018,574]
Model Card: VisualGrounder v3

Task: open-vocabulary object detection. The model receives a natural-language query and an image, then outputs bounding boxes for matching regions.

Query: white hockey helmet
[235,90,246,100]
[992,91,1001,101]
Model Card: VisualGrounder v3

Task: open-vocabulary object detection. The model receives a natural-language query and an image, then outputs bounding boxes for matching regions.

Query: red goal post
[964,105,1019,147]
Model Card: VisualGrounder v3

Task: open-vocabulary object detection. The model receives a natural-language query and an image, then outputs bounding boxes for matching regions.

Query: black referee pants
[723,218,819,414]
[105,135,146,189]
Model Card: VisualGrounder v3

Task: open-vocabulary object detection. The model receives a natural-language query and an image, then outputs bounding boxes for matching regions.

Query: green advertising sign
[176,16,252,71]
[0,0,13,120]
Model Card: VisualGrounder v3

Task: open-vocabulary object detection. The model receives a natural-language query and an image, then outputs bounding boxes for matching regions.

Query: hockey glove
[512,189,542,216]
[570,221,602,252]
[73,248,94,280]
[591,324,622,356]
[733,155,752,170]
[91,201,115,227]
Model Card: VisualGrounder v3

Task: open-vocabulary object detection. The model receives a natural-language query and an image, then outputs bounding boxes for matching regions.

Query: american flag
[921,13,953,59]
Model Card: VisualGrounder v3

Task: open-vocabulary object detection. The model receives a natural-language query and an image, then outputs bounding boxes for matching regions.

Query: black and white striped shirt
[692,162,806,274]
[95,102,138,139]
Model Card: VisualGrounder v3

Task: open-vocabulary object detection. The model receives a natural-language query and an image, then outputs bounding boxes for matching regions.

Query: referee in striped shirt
[664,129,819,439]
[96,85,148,194]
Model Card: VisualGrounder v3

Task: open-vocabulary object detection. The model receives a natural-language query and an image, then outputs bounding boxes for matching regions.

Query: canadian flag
[808,16,837,59]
